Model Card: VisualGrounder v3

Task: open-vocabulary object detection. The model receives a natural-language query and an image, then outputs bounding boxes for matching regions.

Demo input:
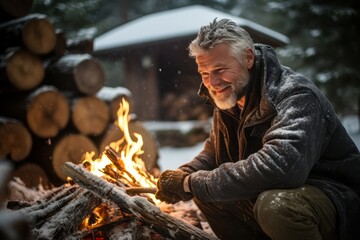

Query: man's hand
[155,170,193,204]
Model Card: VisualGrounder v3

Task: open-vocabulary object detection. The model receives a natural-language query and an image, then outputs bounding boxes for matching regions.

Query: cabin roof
[94,5,289,53]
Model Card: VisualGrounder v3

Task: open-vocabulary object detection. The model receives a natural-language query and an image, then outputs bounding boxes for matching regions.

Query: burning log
[45,54,105,95]
[62,162,218,240]
[0,117,32,161]
[71,95,110,136]
[0,48,44,91]
[0,13,56,55]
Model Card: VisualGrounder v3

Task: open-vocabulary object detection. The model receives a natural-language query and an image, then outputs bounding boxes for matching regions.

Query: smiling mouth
[213,86,230,95]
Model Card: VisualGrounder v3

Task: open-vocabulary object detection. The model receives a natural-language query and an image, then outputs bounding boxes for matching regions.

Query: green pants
[193,185,337,240]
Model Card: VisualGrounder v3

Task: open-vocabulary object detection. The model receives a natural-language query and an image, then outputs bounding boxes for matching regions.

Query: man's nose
[209,73,220,86]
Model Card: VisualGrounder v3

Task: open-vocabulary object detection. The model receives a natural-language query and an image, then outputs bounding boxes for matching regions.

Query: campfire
[80,98,158,203]
[1,99,216,240]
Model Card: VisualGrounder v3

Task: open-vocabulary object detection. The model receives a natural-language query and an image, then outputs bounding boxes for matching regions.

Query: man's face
[196,43,253,110]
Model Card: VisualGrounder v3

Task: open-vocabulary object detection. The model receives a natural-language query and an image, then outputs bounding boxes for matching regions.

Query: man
[155,18,360,240]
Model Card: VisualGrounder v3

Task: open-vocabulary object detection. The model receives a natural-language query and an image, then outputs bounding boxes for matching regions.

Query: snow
[94,5,289,52]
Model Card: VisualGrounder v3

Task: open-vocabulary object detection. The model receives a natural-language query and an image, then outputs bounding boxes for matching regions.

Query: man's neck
[237,96,246,109]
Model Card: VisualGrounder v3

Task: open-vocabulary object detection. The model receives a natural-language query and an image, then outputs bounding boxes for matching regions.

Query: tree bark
[32,189,101,240]
[62,162,218,240]
[0,48,44,91]
[45,54,105,95]
[67,38,94,54]
[0,13,56,54]
[0,117,32,161]
[71,95,110,136]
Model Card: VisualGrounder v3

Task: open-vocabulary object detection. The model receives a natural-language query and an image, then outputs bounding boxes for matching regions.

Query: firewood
[0,48,44,91]
[62,162,218,240]
[51,29,67,57]
[125,187,157,195]
[0,0,33,22]
[45,54,105,95]
[71,95,110,136]
[6,177,50,202]
[19,186,82,226]
[32,190,101,240]
[26,85,70,138]
[0,117,32,161]
[96,86,133,121]
[9,184,102,240]
[11,163,50,188]
[107,219,139,240]
[53,134,98,182]
[67,38,94,54]
[6,184,70,210]
[0,13,56,54]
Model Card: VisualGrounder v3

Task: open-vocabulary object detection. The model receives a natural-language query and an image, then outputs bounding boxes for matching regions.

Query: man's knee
[253,185,337,240]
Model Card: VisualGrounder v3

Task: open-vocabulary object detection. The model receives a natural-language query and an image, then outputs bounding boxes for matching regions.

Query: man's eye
[216,68,225,74]
[201,73,209,78]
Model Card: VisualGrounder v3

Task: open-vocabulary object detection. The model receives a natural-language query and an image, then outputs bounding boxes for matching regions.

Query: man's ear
[244,48,255,69]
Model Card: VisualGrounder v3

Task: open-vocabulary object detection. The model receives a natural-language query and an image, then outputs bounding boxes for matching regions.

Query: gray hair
[188,18,254,64]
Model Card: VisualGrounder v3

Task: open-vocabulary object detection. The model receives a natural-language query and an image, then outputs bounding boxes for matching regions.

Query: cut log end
[74,59,105,95]
[27,87,70,138]
[52,134,98,182]
[22,17,56,54]
[5,49,44,90]
[0,117,32,161]
[11,163,50,188]
[72,96,109,136]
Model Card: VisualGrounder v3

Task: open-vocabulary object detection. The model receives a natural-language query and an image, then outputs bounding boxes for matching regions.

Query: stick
[62,162,218,240]
[125,187,157,195]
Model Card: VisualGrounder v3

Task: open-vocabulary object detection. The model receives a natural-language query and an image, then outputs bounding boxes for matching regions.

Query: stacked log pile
[0,1,158,188]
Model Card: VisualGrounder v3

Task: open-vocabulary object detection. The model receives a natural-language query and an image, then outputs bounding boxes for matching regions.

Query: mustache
[209,84,231,91]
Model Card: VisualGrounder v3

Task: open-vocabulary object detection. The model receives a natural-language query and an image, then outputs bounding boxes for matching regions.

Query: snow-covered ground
[157,115,360,171]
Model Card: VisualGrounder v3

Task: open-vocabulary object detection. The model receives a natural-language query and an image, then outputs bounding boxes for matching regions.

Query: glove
[155,170,193,204]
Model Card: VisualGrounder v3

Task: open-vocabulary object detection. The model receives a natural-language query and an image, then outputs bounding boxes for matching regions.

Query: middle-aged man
[155,18,360,240]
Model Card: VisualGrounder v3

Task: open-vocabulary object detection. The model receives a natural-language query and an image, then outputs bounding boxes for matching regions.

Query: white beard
[211,75,249,110]
[213,90,238,110]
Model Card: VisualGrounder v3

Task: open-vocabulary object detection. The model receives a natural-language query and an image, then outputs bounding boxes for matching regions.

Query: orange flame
[81,98,159,228]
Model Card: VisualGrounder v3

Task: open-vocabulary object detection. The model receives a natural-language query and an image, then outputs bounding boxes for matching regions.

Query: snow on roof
[94,5,289,52]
